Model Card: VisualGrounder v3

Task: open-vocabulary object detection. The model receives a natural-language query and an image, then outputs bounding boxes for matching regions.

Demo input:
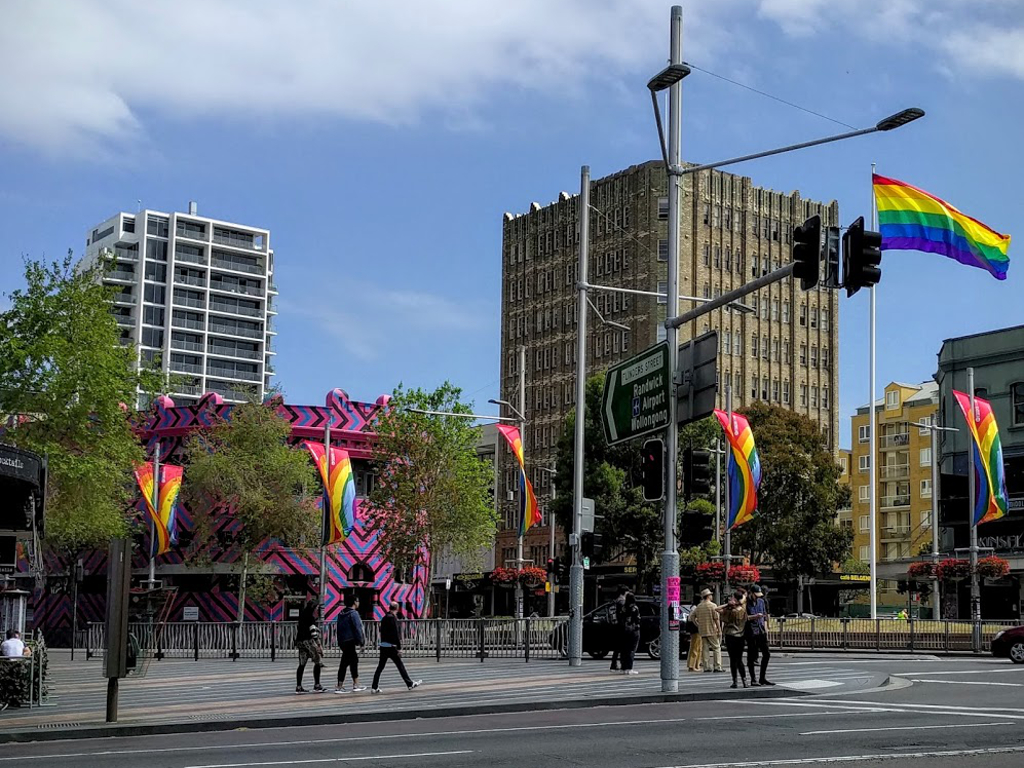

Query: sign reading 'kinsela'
[602,342,671,446]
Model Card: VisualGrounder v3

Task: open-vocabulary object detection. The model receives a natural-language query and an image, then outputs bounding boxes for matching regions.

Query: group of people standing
[294,595,422,695]
[687,585,773,689]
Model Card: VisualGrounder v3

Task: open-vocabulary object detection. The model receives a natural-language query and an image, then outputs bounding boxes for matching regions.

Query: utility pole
[516,344,527,620]
[568,165,590,667]
[659,4,683,694]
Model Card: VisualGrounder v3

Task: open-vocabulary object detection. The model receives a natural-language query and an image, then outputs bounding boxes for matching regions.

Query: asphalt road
[3,655,1023,767]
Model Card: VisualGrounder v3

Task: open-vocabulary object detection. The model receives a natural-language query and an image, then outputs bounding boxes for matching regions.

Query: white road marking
[909,678,1024,687]
[893,666,1024,677]
[184,751,473,768]
[0,717,691,762]
[746,699,1024,721]
[660,745,1024,767]
[800,721,1011,736]
[695,711,885,722]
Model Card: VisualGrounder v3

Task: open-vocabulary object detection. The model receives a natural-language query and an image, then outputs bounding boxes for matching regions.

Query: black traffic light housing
[792,214,822,291]
[581,532,604,560]
[679,510,715,547]
[546,557,556,578]
[683,447,713,502]
[642,438,665,502]
[842,215,883,297]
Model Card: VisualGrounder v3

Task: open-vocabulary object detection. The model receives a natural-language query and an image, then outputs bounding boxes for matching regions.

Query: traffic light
[581,532,604,560]
[683,447,713,502]
[546,557,556,578]
[642,438,665,502]
[842,215,882,297]
[679,510,714,547]
[792,214,821,291]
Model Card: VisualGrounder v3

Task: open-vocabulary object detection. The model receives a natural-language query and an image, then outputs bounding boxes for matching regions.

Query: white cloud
[0,0,734,156]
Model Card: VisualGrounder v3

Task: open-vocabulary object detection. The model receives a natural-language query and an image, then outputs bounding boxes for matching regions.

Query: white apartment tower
[85,204,277,406]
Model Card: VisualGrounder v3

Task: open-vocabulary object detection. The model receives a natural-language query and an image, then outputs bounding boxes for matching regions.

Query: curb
[0,686,806,744]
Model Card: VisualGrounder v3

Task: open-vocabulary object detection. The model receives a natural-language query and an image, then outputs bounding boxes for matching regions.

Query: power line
[685,62,857,130]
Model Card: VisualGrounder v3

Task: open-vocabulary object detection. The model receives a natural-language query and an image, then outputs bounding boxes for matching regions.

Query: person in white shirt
[1,629,29,658]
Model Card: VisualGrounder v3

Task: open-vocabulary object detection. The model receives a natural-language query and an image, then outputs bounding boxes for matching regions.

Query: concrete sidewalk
[0,651,888,742]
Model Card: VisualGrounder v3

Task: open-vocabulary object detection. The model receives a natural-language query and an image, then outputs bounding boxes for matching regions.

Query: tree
[0,252,160,559]
[183,398,319,619]
[731,402,852,581]
[364,383,496,608]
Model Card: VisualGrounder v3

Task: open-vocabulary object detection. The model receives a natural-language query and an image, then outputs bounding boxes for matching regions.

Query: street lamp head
[729,302,755,315]
[647,63,691,92]
[487,398,507,407]
[876,108,925,132]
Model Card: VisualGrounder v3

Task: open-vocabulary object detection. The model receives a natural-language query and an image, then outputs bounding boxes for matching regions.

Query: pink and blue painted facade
[28,388,429,640]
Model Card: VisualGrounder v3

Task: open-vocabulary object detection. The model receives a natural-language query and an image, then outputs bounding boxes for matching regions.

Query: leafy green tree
[183,398,320,619]
[364,383,496,607]
[731,402,852,580]
[0,252,160,559]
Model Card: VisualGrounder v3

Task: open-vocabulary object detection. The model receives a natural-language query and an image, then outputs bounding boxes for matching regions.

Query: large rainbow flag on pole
[496,424,542,536]
[953,390,1009,526]
[134,462,184,556]
[304,441,357,546]
[713,409,762,529]
[873,174,1010,280]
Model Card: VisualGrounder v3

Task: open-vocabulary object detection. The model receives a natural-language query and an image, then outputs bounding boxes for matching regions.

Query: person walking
[691,589,723,673]
[720,590,748,689]
[745,585,774,686]
[619,592,641,675]
[295,596,325,694]
[334,594,366,693]
[609,585,627,672]
[371,602,421,693]
[686,595,704,672]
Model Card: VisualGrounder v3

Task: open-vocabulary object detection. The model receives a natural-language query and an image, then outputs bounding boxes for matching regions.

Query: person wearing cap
[745,585,774,686]
[690,588,723,673]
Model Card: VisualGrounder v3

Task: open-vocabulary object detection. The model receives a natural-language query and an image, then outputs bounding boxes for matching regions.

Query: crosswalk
[0,655,882,733]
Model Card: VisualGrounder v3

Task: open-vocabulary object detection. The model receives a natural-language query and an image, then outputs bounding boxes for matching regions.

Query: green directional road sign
[602,341,671,446]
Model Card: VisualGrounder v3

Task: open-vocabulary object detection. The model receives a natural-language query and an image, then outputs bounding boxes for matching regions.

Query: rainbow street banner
[953,390,1009,526]
[713,409,762,529]
[496,423,542,536]
[305,441,357,546]
[134,462,184,556]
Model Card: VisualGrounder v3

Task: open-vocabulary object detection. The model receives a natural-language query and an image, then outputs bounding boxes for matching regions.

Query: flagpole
[968,367,981,651]
[148,440,161,590]
[868,162,878,620]
[319,421,330,626]
[724,386,732,596]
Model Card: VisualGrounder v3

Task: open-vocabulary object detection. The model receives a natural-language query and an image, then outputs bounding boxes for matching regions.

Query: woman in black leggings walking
[720,590,748,689]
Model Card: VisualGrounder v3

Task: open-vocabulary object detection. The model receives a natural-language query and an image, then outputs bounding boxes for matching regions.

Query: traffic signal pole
[659,5,683,694]
[724,386,733,596]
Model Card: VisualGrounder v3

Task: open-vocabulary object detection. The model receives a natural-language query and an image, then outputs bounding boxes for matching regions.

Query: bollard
[944,619,950,653]
[436,620,442,663]
[810,617,816,651]
[909,619,915,652]
[231,622,239,661]
[194,622,200,661]
[524,619,530,663]
[841,617,849,651]
[156,628,164,661]
[476,618,488,662]
[271,622,277,662]
[876,618,881,652]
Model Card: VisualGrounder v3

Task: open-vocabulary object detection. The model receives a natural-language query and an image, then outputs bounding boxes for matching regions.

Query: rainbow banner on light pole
[496,424,542,536]
[953,390,1009,526]
[713,409,762,530]
[134,462,184,556]
[304,441,357,546]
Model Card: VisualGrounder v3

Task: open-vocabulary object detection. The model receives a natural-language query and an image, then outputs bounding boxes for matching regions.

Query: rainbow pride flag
[953,391,1008,526]
[304,441,357,546]
[496,424,542,536]
[713,409,762,529]
[873,174,1010,280]
[134,462,184,556]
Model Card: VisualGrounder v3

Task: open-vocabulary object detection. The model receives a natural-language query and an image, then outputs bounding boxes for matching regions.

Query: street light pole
[914,417,958,620]
[658,4,683,694]
[516,344,527,621]
[968,367,981,651]
[569,164,590,667]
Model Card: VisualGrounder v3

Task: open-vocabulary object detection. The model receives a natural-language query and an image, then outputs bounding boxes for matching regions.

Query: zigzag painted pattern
[32,388,429,635]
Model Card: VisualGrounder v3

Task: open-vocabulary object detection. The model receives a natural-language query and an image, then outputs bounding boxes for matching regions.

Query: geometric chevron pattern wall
[30,388,430,636]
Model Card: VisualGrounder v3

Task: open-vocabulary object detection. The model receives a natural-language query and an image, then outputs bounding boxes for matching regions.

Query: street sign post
[675,330,718,426]
[602,342,671,446]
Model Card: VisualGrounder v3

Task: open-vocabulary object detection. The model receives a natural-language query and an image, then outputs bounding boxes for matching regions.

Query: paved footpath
[0,651,890,739]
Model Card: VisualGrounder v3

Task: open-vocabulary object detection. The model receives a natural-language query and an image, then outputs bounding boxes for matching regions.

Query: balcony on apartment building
[881,432,910,449]
[880,464,910,480]
[106,267,137,283]
[175,221,208,242]
[211,249,264,275]
[881,494,912,509]
[212,226,265,252]
[209,297,262,318]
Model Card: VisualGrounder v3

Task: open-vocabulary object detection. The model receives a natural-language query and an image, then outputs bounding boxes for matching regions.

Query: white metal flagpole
[868,162,878,620]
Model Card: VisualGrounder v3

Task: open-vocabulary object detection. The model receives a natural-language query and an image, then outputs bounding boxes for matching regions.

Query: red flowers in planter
[728,565,762,585]
[907,561,936,580]
[695,562,726,582]
[976,556,1010,579]
[491,566,547,584]
[936,559,972,581]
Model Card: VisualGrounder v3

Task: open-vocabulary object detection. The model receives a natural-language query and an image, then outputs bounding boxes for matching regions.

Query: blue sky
[1,1,1021,447]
